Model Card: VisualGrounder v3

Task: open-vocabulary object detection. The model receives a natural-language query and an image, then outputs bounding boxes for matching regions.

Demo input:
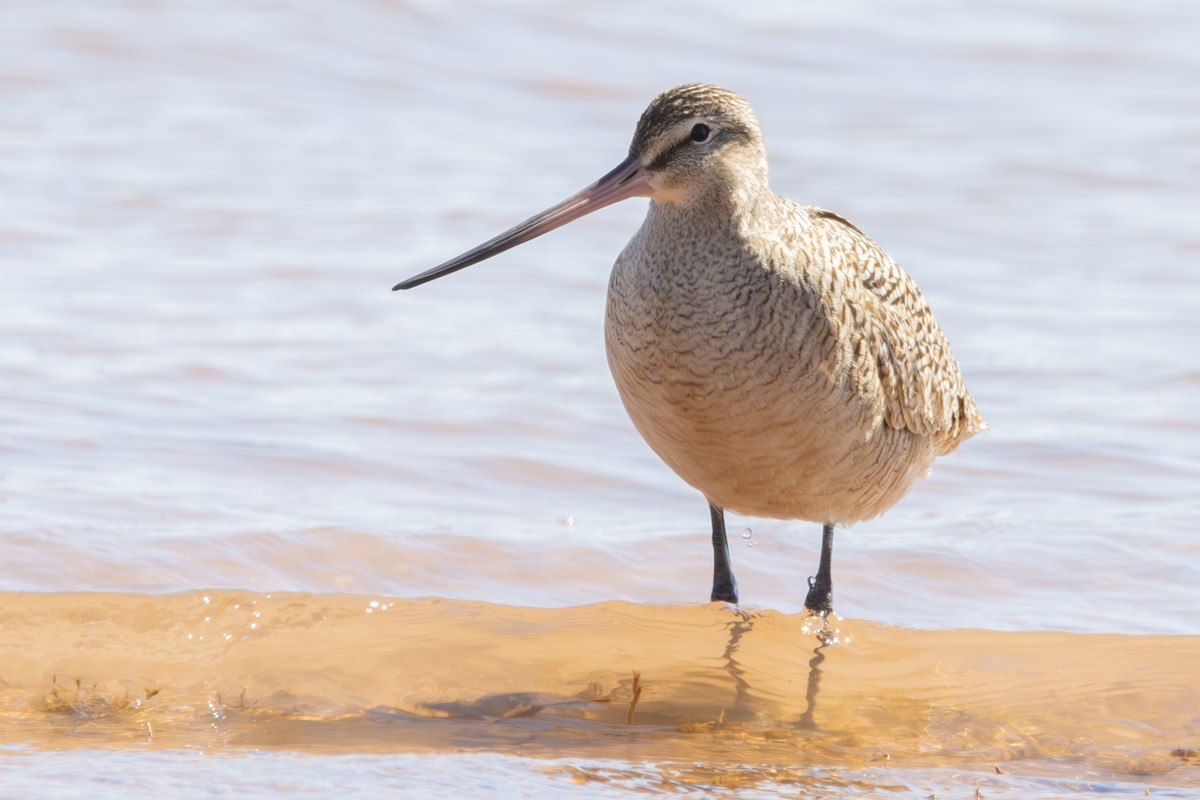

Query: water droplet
[741,528,753,540]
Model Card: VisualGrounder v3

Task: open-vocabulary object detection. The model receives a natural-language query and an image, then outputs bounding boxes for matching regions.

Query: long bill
[393,151,649,291]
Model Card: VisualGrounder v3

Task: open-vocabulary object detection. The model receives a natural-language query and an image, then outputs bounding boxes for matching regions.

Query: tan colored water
[4,591,1198,796]
[2,0,1198,796]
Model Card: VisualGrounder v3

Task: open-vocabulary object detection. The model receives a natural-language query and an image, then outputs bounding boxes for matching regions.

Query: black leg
[804,522,835,615]
[709,502,738,604]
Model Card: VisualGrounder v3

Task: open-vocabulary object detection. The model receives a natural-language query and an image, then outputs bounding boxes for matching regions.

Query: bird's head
[630,83,769,207]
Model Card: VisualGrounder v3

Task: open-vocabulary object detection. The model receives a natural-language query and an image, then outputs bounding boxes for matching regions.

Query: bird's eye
[690,123,711,143]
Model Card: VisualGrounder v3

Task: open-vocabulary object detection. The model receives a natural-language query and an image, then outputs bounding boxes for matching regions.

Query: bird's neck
[647,178,777,240]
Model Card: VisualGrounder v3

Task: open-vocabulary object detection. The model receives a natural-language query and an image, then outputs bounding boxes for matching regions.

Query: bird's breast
[605,228,820,401]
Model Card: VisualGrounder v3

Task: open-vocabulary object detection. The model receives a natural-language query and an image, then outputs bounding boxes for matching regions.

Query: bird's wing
[792,205,984,453]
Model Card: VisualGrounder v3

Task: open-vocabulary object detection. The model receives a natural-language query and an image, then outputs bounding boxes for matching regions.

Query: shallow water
[3,592,1199,797]
[2,0,1199,796]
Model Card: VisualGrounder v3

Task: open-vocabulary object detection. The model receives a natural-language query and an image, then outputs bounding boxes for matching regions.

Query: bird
[394,84,984,616]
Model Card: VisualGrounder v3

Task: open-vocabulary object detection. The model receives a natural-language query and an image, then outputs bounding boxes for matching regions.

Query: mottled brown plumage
[396,83,984,614]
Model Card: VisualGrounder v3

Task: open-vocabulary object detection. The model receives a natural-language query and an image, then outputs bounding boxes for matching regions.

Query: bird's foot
[802,576,840,647]
[803,574,834,618]
[710,585,739,605]
[801,612,841,647]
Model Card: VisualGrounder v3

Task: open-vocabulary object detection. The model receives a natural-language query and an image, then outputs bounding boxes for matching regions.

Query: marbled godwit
[395,84,984,615]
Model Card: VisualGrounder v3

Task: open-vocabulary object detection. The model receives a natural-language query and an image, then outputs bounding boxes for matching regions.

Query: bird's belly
[603,309,937,525]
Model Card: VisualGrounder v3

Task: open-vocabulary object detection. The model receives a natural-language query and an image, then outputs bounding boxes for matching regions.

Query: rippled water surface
[2,0,1198,797]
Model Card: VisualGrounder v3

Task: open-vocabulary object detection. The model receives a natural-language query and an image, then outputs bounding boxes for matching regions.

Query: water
[2,0,1198,796]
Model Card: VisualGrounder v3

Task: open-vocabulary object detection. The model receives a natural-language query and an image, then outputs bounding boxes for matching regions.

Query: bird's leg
[709,503,739,604]
[804,522,835,616]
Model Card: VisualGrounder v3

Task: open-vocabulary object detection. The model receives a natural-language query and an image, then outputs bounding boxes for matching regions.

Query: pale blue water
[1,0,1198,796]
[8,747,1190,800]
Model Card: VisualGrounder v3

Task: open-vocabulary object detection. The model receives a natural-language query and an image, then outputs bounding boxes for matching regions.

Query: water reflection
[797,636,830,732]
[402,605,840,739]
[707,607,839,741]
[717,609,756,725]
